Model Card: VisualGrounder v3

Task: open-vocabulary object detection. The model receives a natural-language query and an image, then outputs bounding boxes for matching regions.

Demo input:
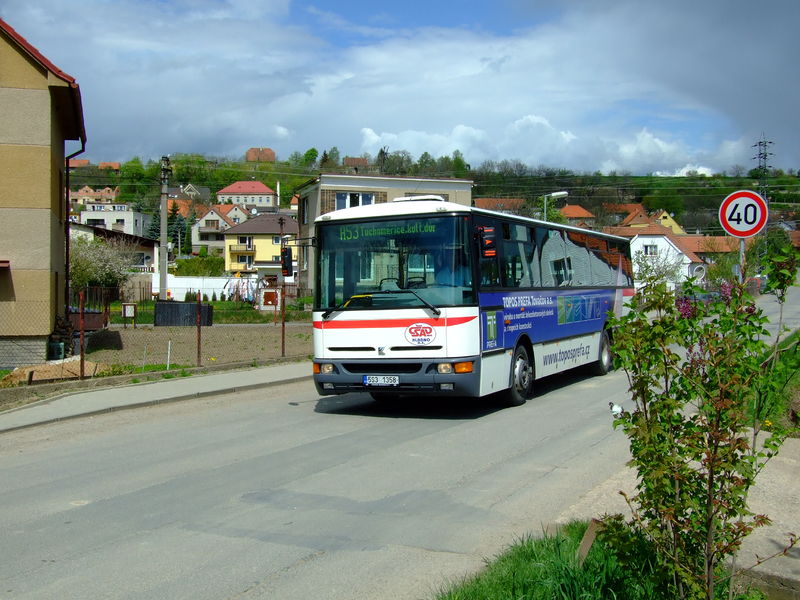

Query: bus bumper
[313,356,482,397]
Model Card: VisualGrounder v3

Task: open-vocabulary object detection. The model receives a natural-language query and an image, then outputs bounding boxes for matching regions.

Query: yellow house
[224,213,299,277]
[651,209,687,235]
[0,18,86,367]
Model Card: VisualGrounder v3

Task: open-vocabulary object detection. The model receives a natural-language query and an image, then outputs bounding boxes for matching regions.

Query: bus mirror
[478,226,497,258]
[281,246,293,276]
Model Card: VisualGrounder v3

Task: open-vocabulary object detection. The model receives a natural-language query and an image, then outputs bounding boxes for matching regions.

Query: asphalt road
[1,284,796,600]
[0,369,633,599]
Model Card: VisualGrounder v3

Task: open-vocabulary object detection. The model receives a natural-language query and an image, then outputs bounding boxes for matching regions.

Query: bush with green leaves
[604,260,796,599]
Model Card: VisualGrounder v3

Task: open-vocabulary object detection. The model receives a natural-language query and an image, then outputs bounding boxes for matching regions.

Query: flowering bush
[603,268,794,599]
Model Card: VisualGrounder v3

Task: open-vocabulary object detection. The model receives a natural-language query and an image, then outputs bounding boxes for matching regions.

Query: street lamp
[543,191,568,221]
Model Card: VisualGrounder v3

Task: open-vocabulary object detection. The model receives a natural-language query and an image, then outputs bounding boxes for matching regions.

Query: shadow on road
[314,393,504,420]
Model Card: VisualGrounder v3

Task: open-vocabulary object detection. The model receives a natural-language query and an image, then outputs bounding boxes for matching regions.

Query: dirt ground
[1,323,313,389]
[84,322,314,367]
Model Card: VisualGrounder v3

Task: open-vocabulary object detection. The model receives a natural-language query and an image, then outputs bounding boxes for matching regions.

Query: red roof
[474,197,525,211]
[559,204,594,219]
[217,181,276,195]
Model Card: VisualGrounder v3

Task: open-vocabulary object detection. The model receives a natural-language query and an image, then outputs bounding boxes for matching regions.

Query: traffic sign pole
[718,190,768,283]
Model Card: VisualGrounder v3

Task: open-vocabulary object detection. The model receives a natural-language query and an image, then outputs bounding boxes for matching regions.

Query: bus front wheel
[503,344,533,406]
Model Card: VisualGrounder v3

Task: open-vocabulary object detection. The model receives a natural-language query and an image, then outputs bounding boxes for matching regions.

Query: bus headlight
[437,362,473,374]
[314,363,335,374]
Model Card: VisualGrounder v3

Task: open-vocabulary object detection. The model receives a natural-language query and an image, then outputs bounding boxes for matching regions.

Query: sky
[2,0,798,175]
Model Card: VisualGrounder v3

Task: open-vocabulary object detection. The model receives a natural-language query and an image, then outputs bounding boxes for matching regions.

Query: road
[0,370,632,599]
[1,285,796,600]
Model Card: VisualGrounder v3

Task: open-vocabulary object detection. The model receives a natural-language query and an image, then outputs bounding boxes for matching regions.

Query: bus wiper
[322,290,441,319]
[371,289,441,317]
[321,301,347,320]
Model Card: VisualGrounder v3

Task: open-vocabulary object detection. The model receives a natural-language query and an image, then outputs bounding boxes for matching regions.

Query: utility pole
[279,216,286,357]
[159,156,171,300]
[752,134,773,212]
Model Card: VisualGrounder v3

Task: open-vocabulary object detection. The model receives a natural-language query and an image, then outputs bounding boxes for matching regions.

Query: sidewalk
[0,361,311,433]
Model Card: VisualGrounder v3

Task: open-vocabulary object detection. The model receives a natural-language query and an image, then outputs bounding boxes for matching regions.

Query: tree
[633,248,685,288]
[302,148,319,167]
[70,236,136,289]
[605,268,794,599]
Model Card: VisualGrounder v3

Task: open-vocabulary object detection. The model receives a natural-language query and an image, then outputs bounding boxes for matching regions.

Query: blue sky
[2,0,797,175]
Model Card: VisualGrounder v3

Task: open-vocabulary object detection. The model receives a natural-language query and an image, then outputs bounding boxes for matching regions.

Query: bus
[311,196,634,406]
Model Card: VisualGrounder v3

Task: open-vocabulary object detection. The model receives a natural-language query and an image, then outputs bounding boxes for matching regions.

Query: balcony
[230,244,256,253]
[229,262,255,272]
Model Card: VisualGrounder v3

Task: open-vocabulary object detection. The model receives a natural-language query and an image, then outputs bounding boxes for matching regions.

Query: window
[273,236,281,244]
[643,244,658,256]
[335,192,373,210]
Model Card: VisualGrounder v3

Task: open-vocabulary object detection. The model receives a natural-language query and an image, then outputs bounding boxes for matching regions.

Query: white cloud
[1,0,796,172]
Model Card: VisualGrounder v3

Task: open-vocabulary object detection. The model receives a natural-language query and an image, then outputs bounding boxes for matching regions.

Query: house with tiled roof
[559,203,595,228]
[604,203,647,225]
[223,213,298,277]
[603,224,700,288]
[1,17,86,367]
[98,161,120,172]
[245,147,276,162]
[68,158,90,169]
[474,197,525,214]
[217,180,277,211]
[192,206,237,256]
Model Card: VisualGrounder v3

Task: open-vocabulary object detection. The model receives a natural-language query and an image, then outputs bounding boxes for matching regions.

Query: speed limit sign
[718,190,768,238]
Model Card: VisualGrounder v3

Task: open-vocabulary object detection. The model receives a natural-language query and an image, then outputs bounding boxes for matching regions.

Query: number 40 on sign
[718,190,768,238]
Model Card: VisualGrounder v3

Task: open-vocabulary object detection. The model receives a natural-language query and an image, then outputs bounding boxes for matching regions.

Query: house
[192,206,235,255]
[70,222,157,272]
[223,213,299,278]
[603,224,700,288]
[79,202,152,237]
[216,180,277,210]
[98,161,120,173]
[604,203,647,225]
[190,204,252,255]
[68,158,90,169]
[474,197,525,214]
[0,18,86,367]
[559,203,596,228]
[295,173,473,294]
[342,156,370,173]
[69,185,120,207]
[168,183,211,204]
[245,147,276,162]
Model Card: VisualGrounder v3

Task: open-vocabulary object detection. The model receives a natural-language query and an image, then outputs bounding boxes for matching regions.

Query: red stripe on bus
[313,316,477,329]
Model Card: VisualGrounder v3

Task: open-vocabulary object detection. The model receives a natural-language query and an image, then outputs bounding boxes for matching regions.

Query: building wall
[79,207,152,237]
[0,23,76,367]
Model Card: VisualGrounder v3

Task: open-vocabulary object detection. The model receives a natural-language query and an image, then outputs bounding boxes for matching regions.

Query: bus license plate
[363,375,399,386]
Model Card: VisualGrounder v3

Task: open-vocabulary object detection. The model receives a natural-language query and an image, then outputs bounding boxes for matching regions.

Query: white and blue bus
[312,196,634,405]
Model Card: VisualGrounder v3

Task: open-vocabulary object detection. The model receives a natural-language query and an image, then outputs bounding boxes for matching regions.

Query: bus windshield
[315,215,475,312]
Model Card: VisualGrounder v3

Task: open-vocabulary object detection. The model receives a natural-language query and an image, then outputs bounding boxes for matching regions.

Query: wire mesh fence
[1,285,313,385]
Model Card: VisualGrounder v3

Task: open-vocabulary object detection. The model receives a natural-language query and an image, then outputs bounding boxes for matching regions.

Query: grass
[436,521,766,600]
[107,300,311,325]
[99,363,191,377]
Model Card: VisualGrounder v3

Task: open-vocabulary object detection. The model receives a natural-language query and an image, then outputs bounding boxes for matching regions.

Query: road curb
[0,374,312,434]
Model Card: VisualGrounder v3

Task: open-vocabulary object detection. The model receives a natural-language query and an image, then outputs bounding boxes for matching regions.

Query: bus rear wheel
[590,330,613,376]
[503,344,533,406]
